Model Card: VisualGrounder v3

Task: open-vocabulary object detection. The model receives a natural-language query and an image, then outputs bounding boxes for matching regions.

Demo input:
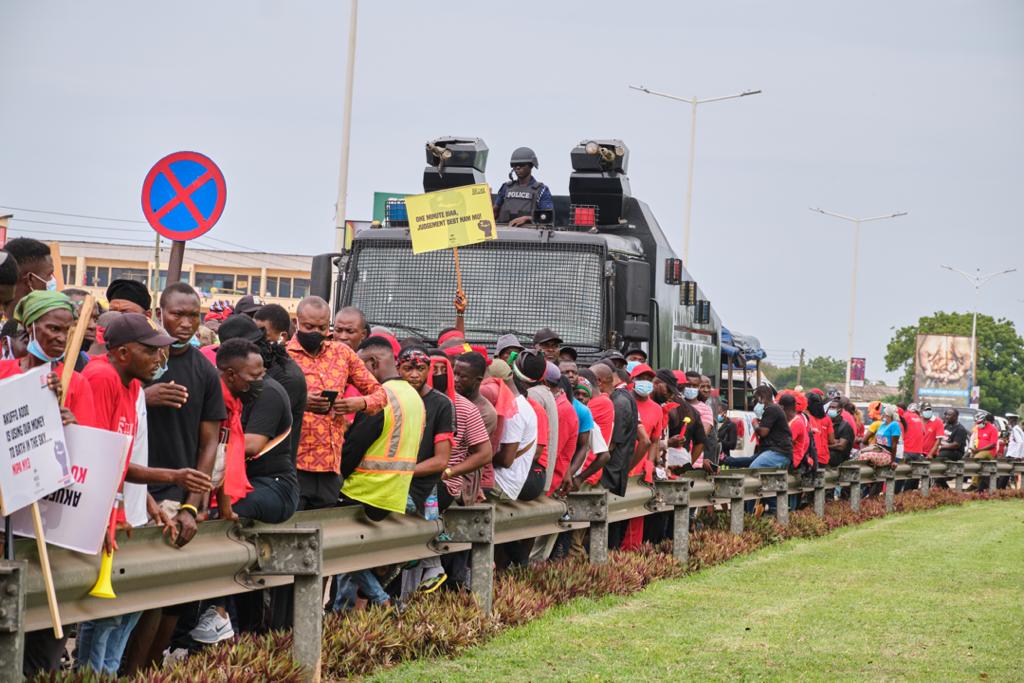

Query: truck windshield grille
[346,239,605,350]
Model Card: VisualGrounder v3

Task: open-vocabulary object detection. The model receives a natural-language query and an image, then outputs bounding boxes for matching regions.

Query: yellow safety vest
[341,380,425,514]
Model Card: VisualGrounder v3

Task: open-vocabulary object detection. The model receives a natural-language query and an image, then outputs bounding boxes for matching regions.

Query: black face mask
[807,401,826,419]
[296,330,326,354]
[238,378,265,404]
[432,372,448,394]
[257,338,288,367]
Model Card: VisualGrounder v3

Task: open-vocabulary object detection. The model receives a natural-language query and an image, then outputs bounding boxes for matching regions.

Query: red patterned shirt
[287,337,386,473]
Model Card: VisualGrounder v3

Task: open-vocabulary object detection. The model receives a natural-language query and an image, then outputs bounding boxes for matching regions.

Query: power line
[10,217,151,234]
[7,227,155,245]
[0,204,147,224]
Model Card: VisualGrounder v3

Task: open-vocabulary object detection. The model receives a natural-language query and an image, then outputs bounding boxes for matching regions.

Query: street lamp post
[629,85,761,266]
[809,207,908,397]
[940,265,1017,405]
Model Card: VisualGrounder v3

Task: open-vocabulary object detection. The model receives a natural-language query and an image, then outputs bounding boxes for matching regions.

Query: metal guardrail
[5,458,1022,682]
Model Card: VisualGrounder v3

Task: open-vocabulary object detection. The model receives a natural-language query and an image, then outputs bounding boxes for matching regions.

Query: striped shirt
[444,393,490,499]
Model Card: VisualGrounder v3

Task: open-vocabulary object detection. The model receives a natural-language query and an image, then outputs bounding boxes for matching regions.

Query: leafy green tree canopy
[885,311,1024,415]
[762,355,846,391]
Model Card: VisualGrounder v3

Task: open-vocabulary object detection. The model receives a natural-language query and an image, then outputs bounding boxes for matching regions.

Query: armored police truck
[310,137,722,382]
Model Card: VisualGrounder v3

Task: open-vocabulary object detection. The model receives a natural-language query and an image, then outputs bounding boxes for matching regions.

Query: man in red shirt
[622,364,662,550]
[805,392,833,467]
[971,412,1001,491]
[920,402,944,457]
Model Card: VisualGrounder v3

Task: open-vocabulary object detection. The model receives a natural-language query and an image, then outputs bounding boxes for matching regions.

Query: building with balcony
[54,241,314,312]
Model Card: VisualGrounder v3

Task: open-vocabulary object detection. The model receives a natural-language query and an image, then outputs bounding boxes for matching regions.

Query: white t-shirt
[1008,425,1024,459]
[124,391,149,527]
[493,395,538,499]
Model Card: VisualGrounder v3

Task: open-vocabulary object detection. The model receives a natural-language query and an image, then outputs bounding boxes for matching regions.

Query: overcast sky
[2,1,1022,381]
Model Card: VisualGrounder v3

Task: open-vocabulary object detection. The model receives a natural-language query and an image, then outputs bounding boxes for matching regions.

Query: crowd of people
[1,236,1021,677]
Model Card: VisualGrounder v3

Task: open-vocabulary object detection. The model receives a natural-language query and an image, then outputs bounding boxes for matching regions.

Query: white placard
[11,424,131,555]
[0,366,74,515]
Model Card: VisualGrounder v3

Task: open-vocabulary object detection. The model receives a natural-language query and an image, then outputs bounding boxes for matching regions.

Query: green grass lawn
[375,500,1024,682]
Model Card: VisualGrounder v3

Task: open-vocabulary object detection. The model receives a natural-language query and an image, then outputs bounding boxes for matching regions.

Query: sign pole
[452,246,463,295]
[166,240,186,285]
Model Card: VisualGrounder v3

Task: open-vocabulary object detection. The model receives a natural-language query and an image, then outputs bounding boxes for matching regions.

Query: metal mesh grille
[347,239,605,349]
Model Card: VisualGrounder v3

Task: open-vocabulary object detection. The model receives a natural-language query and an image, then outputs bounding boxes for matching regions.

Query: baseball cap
[559,346,578,361]
[629,363,655,380]
[104,313,175,348]
[603,350,625,362]
[495,334,524,357]
[920,401,932,410]
[544,361,561,384]
[624,347,647,361]
[1006,413,1019,419]
[974,412,988,423]
[218,314,265,343]
[234,295,266,316]
[532,327,562,345]
[655,368,678,392]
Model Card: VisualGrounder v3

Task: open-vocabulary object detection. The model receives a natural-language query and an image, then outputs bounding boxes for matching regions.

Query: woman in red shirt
[0,290,96,427]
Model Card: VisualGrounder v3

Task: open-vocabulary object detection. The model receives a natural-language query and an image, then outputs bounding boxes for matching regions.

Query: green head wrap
[13,290,74,328]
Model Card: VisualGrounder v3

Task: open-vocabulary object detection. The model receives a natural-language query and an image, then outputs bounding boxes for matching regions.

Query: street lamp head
[891,211,908,218]
[741,89,762,97]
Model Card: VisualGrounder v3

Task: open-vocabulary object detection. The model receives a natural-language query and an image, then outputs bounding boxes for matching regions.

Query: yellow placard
[405,184,496,255]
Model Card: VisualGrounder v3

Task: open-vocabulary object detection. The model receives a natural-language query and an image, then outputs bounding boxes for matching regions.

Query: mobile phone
[320,390,339,406]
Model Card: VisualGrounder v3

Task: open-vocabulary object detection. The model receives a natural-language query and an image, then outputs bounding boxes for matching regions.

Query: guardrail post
[945,461,965,493]
[713,474,746,534]
[882,468,896,512]
[239,526,322,683]
[566,490,609,565]
[653,480,691,564]
[1015,462,1024,490]
[443,505,495,614]
[802,470,826,517]
[839,464,862,512]
[979,460,998,493]
[0,561,24,683]
[755,471,789,526]
[911,461,931,496]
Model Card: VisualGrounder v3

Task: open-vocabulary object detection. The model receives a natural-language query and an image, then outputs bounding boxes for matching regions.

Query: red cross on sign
[141,151,227,241]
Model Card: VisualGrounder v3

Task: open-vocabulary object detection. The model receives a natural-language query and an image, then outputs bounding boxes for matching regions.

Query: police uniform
[495,177,549,224]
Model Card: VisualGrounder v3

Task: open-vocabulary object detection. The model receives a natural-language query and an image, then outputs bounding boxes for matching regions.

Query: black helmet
[510,146,538,169]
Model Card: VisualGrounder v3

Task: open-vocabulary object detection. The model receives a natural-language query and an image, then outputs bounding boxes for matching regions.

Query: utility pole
[629,85,761,266]
[334,0,359,252]
[796,348,805,388]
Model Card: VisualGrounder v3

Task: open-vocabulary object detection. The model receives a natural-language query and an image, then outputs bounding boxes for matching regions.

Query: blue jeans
[333,570,390,610]
[233,475,299,524]
[75,611,142,675]
[750,450,790,469]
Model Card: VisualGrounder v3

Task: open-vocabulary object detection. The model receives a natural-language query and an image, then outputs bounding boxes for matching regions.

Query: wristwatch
[443,467,453,480]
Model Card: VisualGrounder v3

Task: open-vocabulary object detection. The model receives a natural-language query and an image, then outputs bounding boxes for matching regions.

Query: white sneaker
[162,647,190,666]
[189,606,234,644]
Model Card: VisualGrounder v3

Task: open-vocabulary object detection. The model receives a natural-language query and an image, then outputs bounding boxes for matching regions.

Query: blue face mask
[27,325,64,363]
[922,410,933,420]
[171,335,195,350]
[753,402,765,419]
[626,361,640,374]
[683,386,699,400]
[633,379,653,397]
[152,362,169,380]
[827,408,839,419]
[717,414,725,423]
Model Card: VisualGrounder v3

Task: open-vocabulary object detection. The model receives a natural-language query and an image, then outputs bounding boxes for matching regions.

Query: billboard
[913,334,973,407]
[849,357,866,387]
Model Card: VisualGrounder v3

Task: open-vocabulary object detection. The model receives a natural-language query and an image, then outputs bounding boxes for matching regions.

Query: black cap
[104,313,175,348]
[218,314,265,343]
[603,350,625,362]
[559,346,578,361]
[533,327,562,345]
[234,295,266,316]
[106,279,151,311]
[624,347,647,361]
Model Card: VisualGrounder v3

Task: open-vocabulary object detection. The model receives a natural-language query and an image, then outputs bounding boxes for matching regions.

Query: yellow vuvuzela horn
[89,550,116,599]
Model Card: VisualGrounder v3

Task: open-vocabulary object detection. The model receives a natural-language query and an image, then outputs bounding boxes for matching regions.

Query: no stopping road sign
[141,151,227,241]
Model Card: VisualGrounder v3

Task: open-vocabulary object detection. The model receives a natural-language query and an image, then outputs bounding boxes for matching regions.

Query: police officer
[494,147,554,226]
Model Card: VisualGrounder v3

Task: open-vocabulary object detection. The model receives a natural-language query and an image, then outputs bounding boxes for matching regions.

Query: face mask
[922,410,933,420]
[827,409,839,419]
[633,380,653,397]
[753,402,765,419]
[716,414,725,423]
[683,386,699,400]
[27,324,64,363]
[31,273,58,292]
[152,362,169,381]
[296,330,326,354]
[171,335,195,350]
[626,361,640,374]
[238,377,265,403]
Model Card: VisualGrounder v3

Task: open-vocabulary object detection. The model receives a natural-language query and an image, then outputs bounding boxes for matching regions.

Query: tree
[761,355,846,391]
[884,312,1024,415]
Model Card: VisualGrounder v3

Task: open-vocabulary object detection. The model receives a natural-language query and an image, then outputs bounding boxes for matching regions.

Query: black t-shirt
[147,346,226,502]
[266,356,307,460]
[717,420,738,456]
[241,376,295,481]
[601,387,639,497]
[755,404,793,457]
[938,422,968,460]
[829,416,855,464]
[407,389,455,511]
[667,401,706,454]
